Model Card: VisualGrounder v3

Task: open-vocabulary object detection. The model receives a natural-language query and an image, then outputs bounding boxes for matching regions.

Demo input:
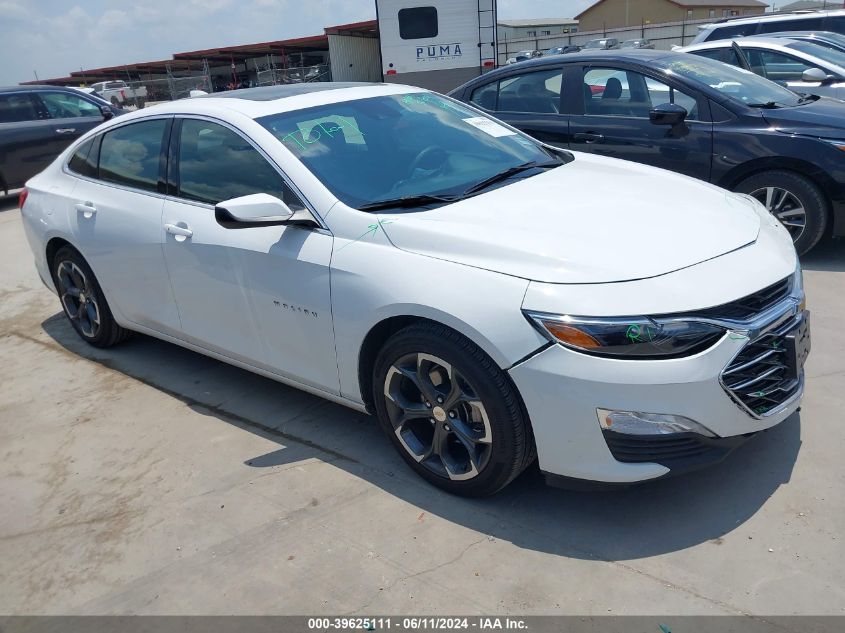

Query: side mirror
[215,193,294,228]
[649,103,688,126]
[802,67,835,84]
[100,105,114,120]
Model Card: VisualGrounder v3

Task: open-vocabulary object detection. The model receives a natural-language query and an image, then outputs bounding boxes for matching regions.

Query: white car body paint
[19,84,804,486]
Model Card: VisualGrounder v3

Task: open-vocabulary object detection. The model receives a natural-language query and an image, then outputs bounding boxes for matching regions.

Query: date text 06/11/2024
[306,617,529,630]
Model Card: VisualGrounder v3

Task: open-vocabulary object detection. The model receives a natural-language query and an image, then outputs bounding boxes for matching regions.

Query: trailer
[376,0,497,93]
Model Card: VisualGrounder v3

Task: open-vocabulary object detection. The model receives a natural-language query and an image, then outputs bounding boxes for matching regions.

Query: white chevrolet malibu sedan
[20,83,810,496]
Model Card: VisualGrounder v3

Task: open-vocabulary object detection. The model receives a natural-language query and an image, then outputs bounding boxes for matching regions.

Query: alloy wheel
[56,260,101,338]
[749,186,807,242]
[383,353,493,481]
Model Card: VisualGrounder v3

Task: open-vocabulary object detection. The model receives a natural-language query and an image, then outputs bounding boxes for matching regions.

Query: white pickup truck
[90,80,147,109]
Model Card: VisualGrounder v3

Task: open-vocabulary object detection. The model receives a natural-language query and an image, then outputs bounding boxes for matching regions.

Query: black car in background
[0,85,123,197]
[449,50,845,254]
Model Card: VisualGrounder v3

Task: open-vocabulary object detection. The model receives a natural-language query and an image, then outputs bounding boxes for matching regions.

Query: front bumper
[509,307,807,485]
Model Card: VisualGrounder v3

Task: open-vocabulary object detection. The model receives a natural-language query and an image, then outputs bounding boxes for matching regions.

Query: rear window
[99,120,167,192]
[705,23,759,41]
[759,17,824,34]
[67,138,99,178]
[398,6,438,40]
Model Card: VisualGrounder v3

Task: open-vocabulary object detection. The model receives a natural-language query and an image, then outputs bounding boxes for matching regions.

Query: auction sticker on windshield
[462,117,516,138]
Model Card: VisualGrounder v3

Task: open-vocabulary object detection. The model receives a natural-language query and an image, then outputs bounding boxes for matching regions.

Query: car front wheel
[50,246,130,348]
[373,322,535,496]
[734,170,828,255]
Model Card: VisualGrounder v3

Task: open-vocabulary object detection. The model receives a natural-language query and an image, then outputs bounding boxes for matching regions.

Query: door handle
[74,202,96,218]
[574,132,605,144]
[165,223,193,239]
[55,128,77,134]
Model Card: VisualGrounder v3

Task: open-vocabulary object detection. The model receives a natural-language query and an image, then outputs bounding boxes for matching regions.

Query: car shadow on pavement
[801,237,845,272]
[41,312,801,562]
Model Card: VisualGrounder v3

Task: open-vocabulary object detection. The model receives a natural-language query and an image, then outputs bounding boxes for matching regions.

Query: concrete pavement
[1,198,844,615]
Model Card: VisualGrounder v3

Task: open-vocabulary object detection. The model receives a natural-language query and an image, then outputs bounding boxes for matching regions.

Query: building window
[709,9,716,17]
[398,6,438,40]
[527,30,536,36]
[687,9,693,18]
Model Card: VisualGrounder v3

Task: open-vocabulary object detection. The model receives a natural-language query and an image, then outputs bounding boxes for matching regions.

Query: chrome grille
[722,316,804,416]
[691,277,791,321]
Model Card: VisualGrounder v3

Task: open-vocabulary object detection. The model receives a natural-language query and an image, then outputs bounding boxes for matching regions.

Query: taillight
[18,188,28,209]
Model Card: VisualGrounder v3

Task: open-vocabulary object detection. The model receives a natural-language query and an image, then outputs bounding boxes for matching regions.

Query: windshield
[658,54,803,107]
[785,40,845,68]
[257,93,565,209]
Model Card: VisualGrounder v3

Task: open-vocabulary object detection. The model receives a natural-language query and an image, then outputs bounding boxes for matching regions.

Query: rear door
[569,65,713,181]
[466,66,569,147]
[68,117,182,335]
[33,90,106,157]
[0,91,55,192]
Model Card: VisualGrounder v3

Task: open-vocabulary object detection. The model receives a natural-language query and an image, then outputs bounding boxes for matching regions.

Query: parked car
[506,50,542,64]
[90,80,147,108]
[583,38,620,50]
[19,84,807,495]
[449,49,845,254]
[691,8,845,44]
[679,37,845,100]
[621,38,655,49]
[547,45,581,56]
[763,30,845,54]
[0,85,122,197]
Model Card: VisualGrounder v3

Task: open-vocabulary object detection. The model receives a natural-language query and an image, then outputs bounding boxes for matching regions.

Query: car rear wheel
[734,170,828,255]
[50,246,130,348]
[372,322,535,496]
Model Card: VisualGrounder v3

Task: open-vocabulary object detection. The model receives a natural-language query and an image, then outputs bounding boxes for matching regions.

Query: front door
[34,90,107,156]
[162,117,338,393]
[569,66,713,181]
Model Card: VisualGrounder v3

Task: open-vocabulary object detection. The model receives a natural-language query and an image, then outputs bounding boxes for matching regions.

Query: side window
[0,93,40,123]
[760,18,823,33]
[177,119,305,209]
[470,82,498,111]
[644,77,699,120]
[67,137,100,178]
[705,23,758,41]
[584,68,698,119]
[398,7,438,40]
[747,49,812,82]
[37,92,101,119]
[99,119,167,192]
[495,69,563,114]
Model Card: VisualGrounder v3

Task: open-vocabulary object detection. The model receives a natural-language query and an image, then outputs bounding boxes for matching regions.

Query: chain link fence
[255,63,332,86]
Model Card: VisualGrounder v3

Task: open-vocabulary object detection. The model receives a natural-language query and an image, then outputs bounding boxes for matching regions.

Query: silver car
[679,37,845,99]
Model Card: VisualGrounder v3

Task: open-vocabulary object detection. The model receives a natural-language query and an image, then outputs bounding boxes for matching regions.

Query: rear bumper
[509,308,806,485]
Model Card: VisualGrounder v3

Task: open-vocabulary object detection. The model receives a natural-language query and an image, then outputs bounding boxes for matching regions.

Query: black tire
[50,246,131,348]
[372,322,536,496]
[135,98,145,109]
[734,170,828,256]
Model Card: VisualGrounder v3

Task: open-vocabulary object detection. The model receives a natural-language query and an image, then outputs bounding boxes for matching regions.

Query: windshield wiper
[746,101,783,109]
[358,193,460,212]
[461,161,560,197]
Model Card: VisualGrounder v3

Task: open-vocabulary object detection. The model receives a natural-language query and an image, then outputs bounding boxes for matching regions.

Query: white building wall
[328,34,382,82]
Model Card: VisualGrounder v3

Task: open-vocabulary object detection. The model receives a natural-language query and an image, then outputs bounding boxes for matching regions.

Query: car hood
[378,153,761,284]
[763,96,845,139]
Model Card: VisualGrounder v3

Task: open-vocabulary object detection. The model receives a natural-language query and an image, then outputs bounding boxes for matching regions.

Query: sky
[0,0,777,85]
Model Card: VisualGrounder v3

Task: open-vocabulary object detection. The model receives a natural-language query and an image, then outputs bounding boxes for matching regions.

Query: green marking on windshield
[280,119,364,151]
[729,332,749,341]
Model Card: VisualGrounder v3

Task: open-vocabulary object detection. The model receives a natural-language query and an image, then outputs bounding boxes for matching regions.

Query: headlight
[524,312,725,359]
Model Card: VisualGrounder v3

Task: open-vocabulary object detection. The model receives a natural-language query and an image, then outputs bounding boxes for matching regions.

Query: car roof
[483,48,671,74]
[111,82,426,121]
[707,8,845,27]
[684,36,802,50]
[0,85,84,94]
